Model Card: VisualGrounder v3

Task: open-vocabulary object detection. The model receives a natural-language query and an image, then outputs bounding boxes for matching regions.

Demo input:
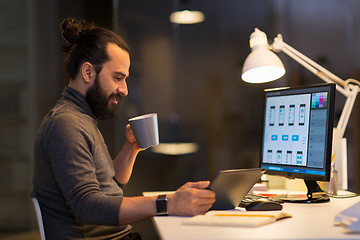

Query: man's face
[86,43,130,120]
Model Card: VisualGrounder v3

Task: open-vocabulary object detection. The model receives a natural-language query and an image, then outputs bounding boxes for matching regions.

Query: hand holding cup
[128,113,159,149]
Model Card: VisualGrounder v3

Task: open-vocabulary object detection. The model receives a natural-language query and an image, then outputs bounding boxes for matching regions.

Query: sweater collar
[63,86,95,118]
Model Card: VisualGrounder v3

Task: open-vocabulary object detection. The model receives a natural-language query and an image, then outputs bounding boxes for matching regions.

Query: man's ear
[81,62,96,84]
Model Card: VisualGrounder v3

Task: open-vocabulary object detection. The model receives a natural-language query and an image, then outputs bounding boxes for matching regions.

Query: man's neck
[68,79,89,96]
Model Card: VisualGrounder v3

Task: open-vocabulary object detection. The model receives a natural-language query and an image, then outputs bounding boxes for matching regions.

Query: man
[32,18,215,239]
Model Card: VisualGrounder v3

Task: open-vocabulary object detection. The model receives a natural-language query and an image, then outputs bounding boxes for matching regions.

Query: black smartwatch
[156,194,168,216]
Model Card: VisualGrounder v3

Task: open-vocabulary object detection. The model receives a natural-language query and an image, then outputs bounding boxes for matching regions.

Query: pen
[331,152,336,165]
[331,152,336,171]
[257,193,279,197]
[215,213,275,218]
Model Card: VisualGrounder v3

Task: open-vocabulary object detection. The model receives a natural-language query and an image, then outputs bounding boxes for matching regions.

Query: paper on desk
[335,201,360,233]
[182,210,292,227]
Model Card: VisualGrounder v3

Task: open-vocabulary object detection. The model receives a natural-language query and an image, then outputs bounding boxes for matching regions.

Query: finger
[203,195,216,204]
[198,210,208,215]
[125,125,133,136]
[185,181,210,189]
[196,203,214,215]
[125,124,138,144]
[125,124,132,132]
[192,188,216,199]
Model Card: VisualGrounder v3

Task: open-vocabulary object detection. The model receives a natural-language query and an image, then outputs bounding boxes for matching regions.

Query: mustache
[109,93,122,100]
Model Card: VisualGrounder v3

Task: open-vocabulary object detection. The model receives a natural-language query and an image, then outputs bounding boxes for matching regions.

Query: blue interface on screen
[260,84,334,180]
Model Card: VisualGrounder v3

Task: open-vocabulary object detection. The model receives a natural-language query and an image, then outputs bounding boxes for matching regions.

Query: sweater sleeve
[43,112,122,226]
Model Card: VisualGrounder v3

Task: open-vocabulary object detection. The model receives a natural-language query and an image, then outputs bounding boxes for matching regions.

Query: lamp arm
[271,34,360,96]
[336,84,359,138]
[281,44,349,96]
[271,34,360,138]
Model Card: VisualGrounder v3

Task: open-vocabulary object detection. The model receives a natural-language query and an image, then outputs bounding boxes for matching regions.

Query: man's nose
[117,81,128,96]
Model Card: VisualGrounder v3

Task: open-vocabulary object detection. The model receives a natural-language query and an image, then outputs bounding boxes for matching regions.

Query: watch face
[156,195,168,216]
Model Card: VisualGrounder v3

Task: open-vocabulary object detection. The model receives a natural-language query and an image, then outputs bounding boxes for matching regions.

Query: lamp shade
[241,28,285,83]
[242,49,285,83]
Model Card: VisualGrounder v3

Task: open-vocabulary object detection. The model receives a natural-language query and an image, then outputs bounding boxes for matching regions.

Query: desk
[145,191,360,240]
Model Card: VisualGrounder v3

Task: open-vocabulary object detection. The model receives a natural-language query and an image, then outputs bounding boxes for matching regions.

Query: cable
[325,191,359,199]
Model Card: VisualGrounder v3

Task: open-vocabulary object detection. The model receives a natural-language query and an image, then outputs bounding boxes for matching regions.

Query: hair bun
[60,18,91,44]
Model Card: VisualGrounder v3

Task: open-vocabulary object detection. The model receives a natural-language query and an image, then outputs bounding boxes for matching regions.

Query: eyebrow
[114,72,128,78]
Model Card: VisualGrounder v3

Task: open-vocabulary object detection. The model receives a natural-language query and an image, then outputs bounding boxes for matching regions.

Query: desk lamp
[242,28,360,189]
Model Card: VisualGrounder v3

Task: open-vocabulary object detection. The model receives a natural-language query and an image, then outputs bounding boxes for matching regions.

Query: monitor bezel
[259,83,336,182]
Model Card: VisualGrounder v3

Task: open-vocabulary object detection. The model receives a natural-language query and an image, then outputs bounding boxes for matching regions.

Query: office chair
[32,197,46,240]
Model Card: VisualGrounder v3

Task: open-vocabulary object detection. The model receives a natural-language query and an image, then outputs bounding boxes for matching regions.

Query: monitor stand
[278,180,330,203]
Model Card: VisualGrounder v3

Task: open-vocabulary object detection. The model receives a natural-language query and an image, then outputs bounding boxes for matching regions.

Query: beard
[86,75,121,120]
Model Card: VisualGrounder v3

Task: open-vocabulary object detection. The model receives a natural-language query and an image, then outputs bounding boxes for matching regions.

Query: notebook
[209,168,265,210]
[183,210,292,227]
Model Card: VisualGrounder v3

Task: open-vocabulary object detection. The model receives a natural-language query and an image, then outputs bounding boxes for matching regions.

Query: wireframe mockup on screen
[260,83,335,203]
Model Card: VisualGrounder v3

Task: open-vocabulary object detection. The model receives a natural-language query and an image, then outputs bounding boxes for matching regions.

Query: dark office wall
[112,0,360,188]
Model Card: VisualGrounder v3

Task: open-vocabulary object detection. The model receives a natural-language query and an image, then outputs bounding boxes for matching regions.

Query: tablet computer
[209,168,266,210]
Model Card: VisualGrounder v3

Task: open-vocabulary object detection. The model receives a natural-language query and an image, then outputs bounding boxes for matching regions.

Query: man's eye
[114,77,122,82]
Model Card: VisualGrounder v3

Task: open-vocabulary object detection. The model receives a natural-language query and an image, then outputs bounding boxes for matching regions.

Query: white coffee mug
[129,113,159,149]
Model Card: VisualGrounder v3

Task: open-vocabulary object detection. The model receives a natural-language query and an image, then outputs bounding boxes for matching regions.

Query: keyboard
[239,193,284,208]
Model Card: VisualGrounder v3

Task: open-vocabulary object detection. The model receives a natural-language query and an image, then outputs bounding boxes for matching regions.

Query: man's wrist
[156,194,168,216]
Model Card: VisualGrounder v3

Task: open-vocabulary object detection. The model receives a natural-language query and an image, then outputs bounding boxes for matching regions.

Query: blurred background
[1,0,360,239]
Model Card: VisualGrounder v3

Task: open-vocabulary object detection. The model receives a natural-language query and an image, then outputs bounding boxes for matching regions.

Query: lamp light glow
[152,142,199,155]
[152,114,199,156]
[242,66,285,84]
[169,10,205,24]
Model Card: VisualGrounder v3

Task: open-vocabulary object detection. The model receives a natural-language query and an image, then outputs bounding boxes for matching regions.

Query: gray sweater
[32,87,132,239]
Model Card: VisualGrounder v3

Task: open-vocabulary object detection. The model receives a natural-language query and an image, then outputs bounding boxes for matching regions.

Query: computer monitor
[260,83,335,203]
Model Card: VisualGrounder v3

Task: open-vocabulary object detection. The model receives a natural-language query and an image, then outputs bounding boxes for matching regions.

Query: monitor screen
[260,83,335,185]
